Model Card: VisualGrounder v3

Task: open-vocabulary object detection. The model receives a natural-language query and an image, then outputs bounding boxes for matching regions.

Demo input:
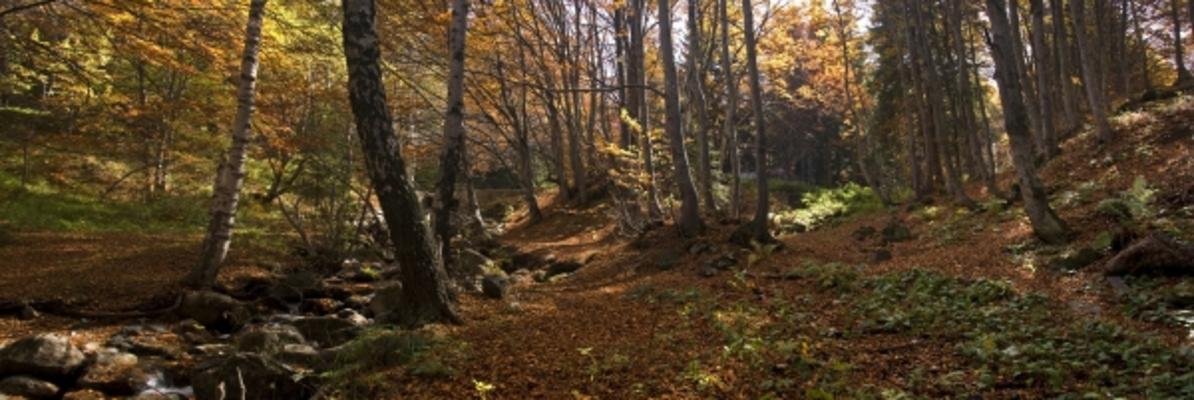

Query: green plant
[322,329,467,397]
[771,183,884,233]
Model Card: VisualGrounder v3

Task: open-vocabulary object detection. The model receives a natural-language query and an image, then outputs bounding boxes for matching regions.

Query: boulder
[0,333,86,379]
[1104,232,1194,276]
[177,291,249,333]
[290,317,361,347]
[77,349,150,395]
[457,249,493,277]
[191,353,312,400]
[0,375,59,398]
[276,344,325,370]
[267,270,325,304]
[368,282,403,320]
[481,275,510,299]
[234,324,306,354]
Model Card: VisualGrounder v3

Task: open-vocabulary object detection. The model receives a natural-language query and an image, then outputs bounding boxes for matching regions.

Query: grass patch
[321,328,468,398]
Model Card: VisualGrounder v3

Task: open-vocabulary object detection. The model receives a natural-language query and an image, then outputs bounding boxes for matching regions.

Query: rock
[276,344,325,370]
[290,317,360,347]
[456,249,493,277]
[61,389,107,400]
[699,265,719,278]
[77,349,150,395]
[191,353,312,400]
[267,270,325,304]
[235,324,305,354]
[106,335,181,360]
[1104,232,1194,276]
[532,270,549,283]
[0,333,86,379]
[1048,247,1103,272]
[368,282,403,320]
[481,275,510,299]
[343,295,370,311]
[336,309,369,326]
[871,249,893,263]
[852,226,877,241]
[688,241,713,255]
[299,298,342,315]
[0,375,59,398]
[881,219,913,243]
[177,291,249,333]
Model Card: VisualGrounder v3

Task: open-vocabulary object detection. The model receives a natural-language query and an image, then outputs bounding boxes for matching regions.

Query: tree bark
[742,0,772,242]
[631,0,664,220]
[1173,0,1193,83]
[1049,0,1080,131]
[718,0,741,220]
[986,0,1070,245]
[434,0,470,271]
[187,0,268,289]
[658,0,703,237]
[341,0,460,327]
[688,0,717,214]
[1070,0,1115,143]
[1030,0,1059,158]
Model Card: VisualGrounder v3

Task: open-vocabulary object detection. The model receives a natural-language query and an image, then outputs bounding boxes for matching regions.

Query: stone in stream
[289,316,362,347]
[191,353,312,400]
[77,348,151,395]
[0,333,86,379]
[61,389,108,400]
[234,324,306,354]
[177,291,249,333]
[369,282,403,320]
[0,375,59,398]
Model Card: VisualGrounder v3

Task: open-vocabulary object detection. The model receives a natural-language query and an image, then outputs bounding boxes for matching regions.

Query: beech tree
[986,0,1070,245]
[658,0,703,237]
[342,0,459,327]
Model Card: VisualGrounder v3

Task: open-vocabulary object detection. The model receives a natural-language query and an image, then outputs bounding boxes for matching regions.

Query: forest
[1,0,1194,398]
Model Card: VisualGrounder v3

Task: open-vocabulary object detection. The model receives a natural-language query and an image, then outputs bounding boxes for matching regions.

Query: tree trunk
[1030,0,1059,159]
[341,0,460,327]
[434,0,470,271]
[986,0,1070,245]
[187,0,268,289]
[742,0,773,242]
[632,0,664,221]
[719,0,742,220]
[658,0,703,237]
[912,0,972,206]
[688,0,717,214]
[1070,0,1115,143]
[1009,1,1043,150]
[1050,0,1080,131]
[1173,0,1193,84]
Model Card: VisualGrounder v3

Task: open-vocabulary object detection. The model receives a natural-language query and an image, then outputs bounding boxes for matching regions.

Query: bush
[322,328,467,397]
[772,183,884,232]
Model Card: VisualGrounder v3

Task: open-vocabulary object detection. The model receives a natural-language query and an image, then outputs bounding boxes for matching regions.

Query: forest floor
[1,96,1193,399]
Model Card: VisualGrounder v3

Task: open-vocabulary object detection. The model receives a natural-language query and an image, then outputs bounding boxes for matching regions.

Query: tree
[342,0,460,327]
[187,0,268,289]
[741,0,773,242]
[719,0,742,219]
[657,0,703,237]
[985,0,1070,245]
[1173,0,1193,84]
[687,0,717,214]
[434,0,471,270]
[1070,0,1114,143]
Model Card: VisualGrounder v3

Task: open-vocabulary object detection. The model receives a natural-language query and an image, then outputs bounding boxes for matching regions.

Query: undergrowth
[321,328,468,398]
[772,183,885,233]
